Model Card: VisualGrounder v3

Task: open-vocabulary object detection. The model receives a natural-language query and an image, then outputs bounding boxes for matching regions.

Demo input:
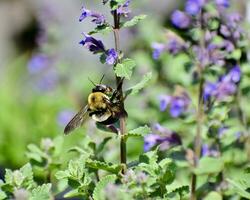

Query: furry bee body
[64,82,127,134]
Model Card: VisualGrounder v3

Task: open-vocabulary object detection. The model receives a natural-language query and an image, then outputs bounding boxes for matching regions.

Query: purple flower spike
[79,7,91,22]
[79,34,105,54]
[91,12,106,25]
[105,48,118,65]
[171,10,190,29]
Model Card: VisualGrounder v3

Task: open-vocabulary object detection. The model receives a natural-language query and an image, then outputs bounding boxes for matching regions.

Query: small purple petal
[171,10,190,29]
[152,43,165,60]
[105,48,118,65]
[185,0,202,15]
[79,7,91,22]
[159,95,171,111]
[28,54,50,74]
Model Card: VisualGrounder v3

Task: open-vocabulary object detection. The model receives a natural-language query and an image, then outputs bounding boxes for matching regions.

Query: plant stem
[191,73,204,200]
[113,9,127,173]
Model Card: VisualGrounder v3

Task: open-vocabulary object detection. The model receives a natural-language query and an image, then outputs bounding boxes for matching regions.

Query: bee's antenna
[99,74,105,84]
[88,77,96,86]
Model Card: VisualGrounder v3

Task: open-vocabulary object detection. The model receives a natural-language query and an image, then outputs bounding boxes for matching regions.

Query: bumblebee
[64,79,127,134]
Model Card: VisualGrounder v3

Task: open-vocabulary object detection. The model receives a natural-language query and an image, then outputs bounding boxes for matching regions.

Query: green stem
[113,9,127,173]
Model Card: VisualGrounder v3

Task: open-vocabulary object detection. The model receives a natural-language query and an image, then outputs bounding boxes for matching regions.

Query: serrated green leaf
[4,170,13,185]
[125,125,151,139]
[114,58,136,79]
[86,159,122,174]
[194,157,224,175]
[30,184,52,200]
[89,24,112,35]
[68,160,85,180]
[227,178,250,199]
[13,171,24,187]
[170,185,189,196]
[122,15,147,28]
[55,171,69,180]
[93,175,117,200]
[125,72,152,96]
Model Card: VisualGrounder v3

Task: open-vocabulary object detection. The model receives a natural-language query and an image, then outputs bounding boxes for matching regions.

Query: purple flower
[105,48,118,65]
[227,66,241,83]
[79,34,105,54]
[215,0,230,8]
[185,0,203,15]
[152,43,165,60]
[27,54,50,74]
[144,124,181,152]
[201,144,220,157]
[159,88,190,117]
[166,38,187,55]
[218,126,228,138]
[79,7,91,22]
[57,110,75,127]
[204,82,217,101]
[79,7,106,25]
[117,0,131,16]
[159,95,171,111]
[171,10,190,29]
[37,70,58,91]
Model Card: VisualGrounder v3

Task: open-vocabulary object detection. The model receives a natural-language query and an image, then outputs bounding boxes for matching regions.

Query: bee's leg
[110,77,125,101]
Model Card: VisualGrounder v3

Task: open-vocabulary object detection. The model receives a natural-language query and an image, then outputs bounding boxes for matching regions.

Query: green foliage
[114,58,136,79]
[121,15,147,28]
[194,157,224,175]
[125,72,152,96]
[89,24,113,35]
[92,175,117,200]
[30,184,52,200]
[125,125,151,140]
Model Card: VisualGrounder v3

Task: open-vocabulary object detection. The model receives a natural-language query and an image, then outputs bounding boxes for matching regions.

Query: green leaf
[55,171,70,180]
[125,72,152,96]
[204,191,222,200]
[86,159,122,174]
[30,184,52,200]
[169,185,189,196]
[114,58,136,79]
[194,157,224,175]
[125,125,151,139]
[68,160,85,180]
[227,178,250,199]
[89,24,112,35]
[13,171,24,187]
[110,0,127,10]
[122,15,147,28]
[93,175,117,200]
[0,190,7,200]
[63,189,81,198]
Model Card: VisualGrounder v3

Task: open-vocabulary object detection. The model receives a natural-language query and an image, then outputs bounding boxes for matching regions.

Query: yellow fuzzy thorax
[88,92,108,111]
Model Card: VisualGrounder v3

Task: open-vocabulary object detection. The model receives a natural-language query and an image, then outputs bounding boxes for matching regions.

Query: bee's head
[92,84,113,94]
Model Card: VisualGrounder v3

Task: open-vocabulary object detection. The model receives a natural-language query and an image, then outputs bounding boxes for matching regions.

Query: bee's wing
[64,105,89,134]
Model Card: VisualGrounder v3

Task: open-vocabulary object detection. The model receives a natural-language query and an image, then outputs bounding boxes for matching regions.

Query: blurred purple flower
[57,110,75,127]
[79,34,105,54]
[152,43,165,60]
[144,123,181,152]
[166,39,186,55]
[105,48,118,65]
[171,10,190,29]
[204,82,217,101]
[117,0,131,16]
[215,0,230,8]
[159,95,171,111]
[227,65,241,83]
[28,54,50,74]
[201,144,220,157]
[218,126,228,138]
[160,89,190,118]
[185,0,204,15]
[37,70,59,91]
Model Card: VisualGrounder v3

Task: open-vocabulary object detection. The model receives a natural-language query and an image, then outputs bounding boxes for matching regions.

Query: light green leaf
[55,171,69,180]
[114,58,136,79]
[125,72,152,96]
[122,15,147,28]
[194,157,224,175]
[204,191,222,200]
[30,184,52,200]
[227,178,250,199]
[93,175,117,200]
[86,159,122,174]
[13,171,24,187]
[125,125,151,139]
[0,190,7,200]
